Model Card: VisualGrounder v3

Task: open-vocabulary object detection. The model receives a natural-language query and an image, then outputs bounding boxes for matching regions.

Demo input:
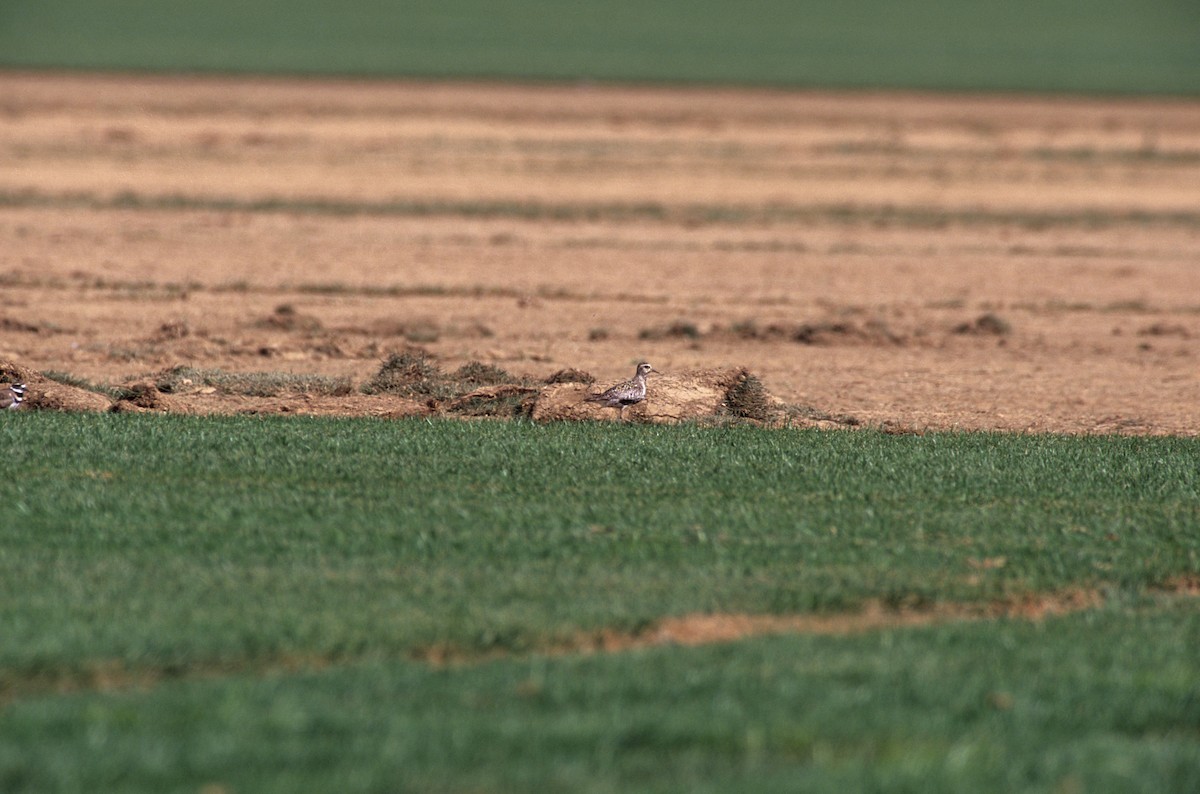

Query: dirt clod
[953,313,1012,336]
[259,304,323,333]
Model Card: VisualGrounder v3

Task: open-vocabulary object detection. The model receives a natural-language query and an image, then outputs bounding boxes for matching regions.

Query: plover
[584,362,655,420]
[1,383,27,410]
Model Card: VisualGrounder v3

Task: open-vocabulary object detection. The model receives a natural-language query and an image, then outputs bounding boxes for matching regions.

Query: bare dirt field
[2,72,1199,433]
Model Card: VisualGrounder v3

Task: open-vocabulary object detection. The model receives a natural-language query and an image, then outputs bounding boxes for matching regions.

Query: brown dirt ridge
[2,72,1200,434]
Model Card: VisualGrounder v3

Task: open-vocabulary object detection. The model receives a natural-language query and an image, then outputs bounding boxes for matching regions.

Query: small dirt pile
[0,358,114,413]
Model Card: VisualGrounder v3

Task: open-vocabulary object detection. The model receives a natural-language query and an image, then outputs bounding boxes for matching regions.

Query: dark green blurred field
[0,414,1197,790]
[4,602,1198,793]
[2,0,1198,93]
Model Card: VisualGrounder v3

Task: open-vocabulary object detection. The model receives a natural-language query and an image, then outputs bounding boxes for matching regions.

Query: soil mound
[0,358,114,413]
[534,367,750,424]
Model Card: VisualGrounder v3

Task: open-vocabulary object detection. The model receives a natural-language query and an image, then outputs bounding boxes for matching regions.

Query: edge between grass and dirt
[2,409,1197,692]
[2,0,1198,95]
[5,353,855,428]
[2,409,1197,791]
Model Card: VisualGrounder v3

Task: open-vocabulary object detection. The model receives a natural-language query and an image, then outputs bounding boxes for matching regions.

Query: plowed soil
[3,72,1199,433]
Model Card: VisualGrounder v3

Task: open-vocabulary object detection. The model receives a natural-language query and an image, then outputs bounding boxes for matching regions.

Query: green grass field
[4,603,1197,793]
[1,0,1198,94]
[1,414,1197,791]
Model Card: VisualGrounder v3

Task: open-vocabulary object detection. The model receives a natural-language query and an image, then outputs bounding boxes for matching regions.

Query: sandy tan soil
[2,72,1199,433]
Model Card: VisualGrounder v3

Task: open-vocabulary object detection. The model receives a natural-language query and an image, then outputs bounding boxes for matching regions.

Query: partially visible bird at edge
[584,363,656,421]
[1,383,27,410]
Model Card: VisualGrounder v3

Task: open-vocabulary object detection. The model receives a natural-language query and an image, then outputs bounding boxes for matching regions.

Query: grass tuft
[722,370,771,421]
[451,362,514,387]
[953,313,1012,336]
[360,351,445,397]
[545,368,595,385]
[361,354,535,415]
[258,303,323,333]
[445,387,537,418]
[639,320,701,340]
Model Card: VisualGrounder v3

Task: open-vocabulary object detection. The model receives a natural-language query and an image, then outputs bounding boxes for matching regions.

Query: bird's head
[636,362,656,377]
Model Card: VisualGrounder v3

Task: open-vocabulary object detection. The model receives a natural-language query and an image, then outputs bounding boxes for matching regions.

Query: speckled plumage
[1,383,27,410]
[585,363,655,420]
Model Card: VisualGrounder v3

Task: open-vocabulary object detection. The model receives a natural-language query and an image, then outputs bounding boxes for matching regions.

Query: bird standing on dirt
[584,363,656,421]
[1,383,27,410]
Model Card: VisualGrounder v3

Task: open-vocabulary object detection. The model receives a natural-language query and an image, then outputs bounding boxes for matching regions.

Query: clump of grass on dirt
[639,320,701,340]
[721,370,771,421]
[451,361,514,387]
[257,304,323,333]
[150,320,192,341]
[637,318,906,347]
[361,353,535,416]
[953,312,1012,336]
[360,351,451,398]
[730,319,765,339]
[545,368,595,385]
[445,387,537,418]
[154,366,352,397]
[402,322,441,344]
[0,316,49,334]
[442,362,538,418]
